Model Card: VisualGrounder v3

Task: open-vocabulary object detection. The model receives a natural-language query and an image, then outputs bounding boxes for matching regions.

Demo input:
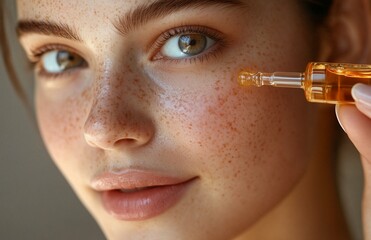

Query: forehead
[16,0,136,20]
[16,0,250,19]
[16,0,253,39]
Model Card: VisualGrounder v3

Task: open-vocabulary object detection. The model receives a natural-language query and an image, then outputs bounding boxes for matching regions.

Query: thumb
[336,83,371,239]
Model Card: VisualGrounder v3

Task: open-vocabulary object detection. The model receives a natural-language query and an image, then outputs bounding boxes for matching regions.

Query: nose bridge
[83,63,154,150]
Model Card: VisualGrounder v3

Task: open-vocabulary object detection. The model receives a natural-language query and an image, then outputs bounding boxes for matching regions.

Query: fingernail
[352,83,371,108]
[335,104,346,133]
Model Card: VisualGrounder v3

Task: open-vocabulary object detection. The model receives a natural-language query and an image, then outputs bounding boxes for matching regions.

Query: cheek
[35,87,90,167]
[158,74,310,200]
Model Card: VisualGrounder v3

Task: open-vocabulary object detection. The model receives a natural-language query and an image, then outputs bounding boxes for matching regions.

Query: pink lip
[91,169,196,221]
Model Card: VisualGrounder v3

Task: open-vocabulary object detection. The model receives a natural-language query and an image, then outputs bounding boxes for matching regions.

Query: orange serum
[238,62,371,104]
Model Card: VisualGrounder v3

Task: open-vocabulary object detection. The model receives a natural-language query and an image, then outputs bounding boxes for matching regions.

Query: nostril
[116,138,136,145]
[84,131,146,150]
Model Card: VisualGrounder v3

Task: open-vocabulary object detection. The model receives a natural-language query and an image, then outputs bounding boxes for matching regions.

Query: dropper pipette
[238,62,371,104]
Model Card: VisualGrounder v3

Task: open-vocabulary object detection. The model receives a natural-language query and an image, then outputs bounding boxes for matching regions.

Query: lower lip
[101,179,194,221]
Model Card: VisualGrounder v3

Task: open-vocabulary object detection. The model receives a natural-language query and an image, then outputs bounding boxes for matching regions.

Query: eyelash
[28,25,228,78]
[29,44,84,79]
[150,25,227,64]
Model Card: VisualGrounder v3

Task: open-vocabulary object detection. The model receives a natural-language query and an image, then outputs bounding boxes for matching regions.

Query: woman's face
[17,0,317,239]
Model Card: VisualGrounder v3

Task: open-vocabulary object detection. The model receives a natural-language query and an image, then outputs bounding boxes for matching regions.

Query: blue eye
[41,50,85,73]
[161,33,216,59]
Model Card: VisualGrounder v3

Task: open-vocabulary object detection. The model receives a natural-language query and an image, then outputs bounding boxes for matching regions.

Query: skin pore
[16,0,350,239]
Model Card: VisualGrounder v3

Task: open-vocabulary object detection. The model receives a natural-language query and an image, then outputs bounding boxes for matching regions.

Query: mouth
[91,169,197,221]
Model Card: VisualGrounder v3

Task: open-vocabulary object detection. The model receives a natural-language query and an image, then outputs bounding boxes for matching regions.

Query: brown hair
[0,1,29,105]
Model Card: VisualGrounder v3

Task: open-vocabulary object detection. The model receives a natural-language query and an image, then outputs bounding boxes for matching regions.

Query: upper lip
[91,169,194,191]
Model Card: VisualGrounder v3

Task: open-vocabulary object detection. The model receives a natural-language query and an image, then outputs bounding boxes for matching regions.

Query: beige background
[0,1,364,239]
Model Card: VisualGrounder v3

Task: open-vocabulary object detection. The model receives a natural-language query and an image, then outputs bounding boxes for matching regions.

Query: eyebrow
[16,0,246,40]
[17,20,82,41]
[114,0,247,35]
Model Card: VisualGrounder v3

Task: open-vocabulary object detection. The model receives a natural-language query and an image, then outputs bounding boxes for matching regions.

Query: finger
[351,83,371,239]
[336,107,371,239]
[352,83,371,119]
[336,105,371,158]
[337,84,371,239]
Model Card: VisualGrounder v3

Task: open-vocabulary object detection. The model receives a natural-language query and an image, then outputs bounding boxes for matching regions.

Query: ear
[318,0,371,63]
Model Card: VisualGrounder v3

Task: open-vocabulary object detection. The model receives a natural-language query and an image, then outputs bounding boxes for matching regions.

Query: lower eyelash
[34,64,72,79]
[156,42,227,65]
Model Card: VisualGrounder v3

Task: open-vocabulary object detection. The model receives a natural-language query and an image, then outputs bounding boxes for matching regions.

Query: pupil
[56,51,81,69]
[178,34,207,55]
[57,51,72,68]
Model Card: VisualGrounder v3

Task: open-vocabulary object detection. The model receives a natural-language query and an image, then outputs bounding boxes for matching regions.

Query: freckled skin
[18,0,320,239]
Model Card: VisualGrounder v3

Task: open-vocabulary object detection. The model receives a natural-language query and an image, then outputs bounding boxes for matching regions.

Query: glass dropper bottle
[238,62,371,104]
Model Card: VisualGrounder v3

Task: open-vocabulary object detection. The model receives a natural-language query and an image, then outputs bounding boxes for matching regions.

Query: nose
[83,80,155,151]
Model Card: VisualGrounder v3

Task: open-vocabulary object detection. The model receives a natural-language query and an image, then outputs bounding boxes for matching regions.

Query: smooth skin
[15,0,371,239]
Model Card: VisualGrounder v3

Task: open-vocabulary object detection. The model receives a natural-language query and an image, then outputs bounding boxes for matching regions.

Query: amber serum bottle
[238,62,371,104]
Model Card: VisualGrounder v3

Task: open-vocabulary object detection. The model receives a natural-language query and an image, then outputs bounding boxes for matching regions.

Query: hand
[336,83,371,239]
